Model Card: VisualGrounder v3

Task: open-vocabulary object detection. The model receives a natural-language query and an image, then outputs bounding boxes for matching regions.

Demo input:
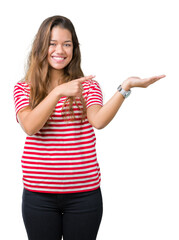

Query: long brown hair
[25,15,86,122]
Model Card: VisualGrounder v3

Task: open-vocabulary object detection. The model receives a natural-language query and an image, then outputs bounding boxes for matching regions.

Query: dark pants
[22,187,103,240]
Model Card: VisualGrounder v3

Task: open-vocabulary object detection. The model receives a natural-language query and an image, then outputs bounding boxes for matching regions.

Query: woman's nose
[56,44,64,53]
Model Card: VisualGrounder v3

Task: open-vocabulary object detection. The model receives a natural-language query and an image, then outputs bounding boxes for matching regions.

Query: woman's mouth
[52,56,66,63]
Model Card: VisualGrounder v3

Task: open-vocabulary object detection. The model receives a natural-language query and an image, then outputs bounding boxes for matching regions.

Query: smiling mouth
[52,56,66,62]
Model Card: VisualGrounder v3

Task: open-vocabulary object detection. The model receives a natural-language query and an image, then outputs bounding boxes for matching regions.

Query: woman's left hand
[121,74,166,91]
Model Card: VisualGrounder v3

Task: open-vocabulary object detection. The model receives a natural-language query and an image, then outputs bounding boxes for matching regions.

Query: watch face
[117,85,122,91]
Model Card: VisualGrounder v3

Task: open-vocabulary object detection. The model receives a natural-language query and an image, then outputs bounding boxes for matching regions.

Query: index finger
[151,74,166,80]
[78,75,96,83]
[144,74,166,86]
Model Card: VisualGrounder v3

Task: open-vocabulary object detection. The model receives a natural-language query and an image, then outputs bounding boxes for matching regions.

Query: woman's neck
[50,68,65,81]
[48,68,65,93]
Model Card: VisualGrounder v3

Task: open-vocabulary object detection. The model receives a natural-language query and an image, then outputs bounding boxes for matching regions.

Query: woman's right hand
[55,75,95,98]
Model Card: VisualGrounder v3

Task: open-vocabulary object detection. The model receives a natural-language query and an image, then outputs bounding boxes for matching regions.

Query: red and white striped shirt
[13,80,103,193]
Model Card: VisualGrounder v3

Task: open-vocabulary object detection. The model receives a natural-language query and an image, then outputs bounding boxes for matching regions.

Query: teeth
[53,57,64,60]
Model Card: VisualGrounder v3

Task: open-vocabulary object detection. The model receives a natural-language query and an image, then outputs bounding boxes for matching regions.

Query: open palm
[125,75,166,89]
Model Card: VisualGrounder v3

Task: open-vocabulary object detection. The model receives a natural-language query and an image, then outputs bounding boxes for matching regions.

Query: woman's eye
[50,43,56,46]
[64,44,71,47]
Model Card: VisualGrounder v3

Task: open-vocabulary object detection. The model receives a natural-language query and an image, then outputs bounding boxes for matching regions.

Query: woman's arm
[87,75,166,129]
[17,76,94,136]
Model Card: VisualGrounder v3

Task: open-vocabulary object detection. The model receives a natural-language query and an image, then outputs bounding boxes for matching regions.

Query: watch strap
[117,85,131,98]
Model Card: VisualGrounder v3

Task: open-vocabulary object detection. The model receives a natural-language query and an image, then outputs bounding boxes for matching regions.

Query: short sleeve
[13,82,30,123]
[84,80,103,109]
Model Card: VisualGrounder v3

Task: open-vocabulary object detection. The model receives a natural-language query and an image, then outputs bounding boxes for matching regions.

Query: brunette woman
[13,15,165,240]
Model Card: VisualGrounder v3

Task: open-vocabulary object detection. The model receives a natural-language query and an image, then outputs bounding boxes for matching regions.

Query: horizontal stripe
[25,136,96,144]
[23,149,95,156]
[21,156,96,163]
[23,181,100,190]
[23,183,101,193]
[21,159,97,165]
[22,163,98,171]
[34,130,94,137]
[22,164,98,172]
[23,144,94,151]
[22,168,100,175]
[27,133,96,140]
[41,124,91,130]
[22,154,97,161]
[23,172,101,179]
[23,179,100,187]
[23,175,99,183]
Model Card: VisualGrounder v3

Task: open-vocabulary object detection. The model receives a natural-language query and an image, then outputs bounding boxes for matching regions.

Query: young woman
[13,15,165,240]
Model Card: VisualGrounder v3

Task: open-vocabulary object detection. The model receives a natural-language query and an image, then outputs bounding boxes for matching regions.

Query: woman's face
[48,26,73,71]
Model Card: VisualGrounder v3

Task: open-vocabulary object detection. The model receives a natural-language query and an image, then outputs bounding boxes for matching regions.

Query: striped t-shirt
[13,80,103,193]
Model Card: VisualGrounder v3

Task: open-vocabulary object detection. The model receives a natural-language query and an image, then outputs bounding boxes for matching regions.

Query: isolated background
[0,0,179,239]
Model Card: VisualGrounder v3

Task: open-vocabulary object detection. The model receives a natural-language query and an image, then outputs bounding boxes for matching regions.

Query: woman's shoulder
[82,79,101,89]
[14,79,30,90]
[13,79,31,97]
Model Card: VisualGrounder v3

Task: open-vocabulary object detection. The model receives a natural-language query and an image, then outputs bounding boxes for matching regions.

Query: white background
[0,0,179,239]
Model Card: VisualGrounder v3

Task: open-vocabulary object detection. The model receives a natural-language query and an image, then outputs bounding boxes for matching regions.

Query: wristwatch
[117,85,131,98]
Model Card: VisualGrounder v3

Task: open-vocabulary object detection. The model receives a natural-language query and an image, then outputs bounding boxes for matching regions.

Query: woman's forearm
[18,76,93,136]
[87,74,166,130]
[18,87,62,136]
[87,91,125,129]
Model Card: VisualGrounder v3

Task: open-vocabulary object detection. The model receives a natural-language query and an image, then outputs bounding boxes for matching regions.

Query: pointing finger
[151,75,166,80]
[78,75,96,83]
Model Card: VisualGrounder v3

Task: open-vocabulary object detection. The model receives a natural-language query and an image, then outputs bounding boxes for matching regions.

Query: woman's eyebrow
[50,40,72,42]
